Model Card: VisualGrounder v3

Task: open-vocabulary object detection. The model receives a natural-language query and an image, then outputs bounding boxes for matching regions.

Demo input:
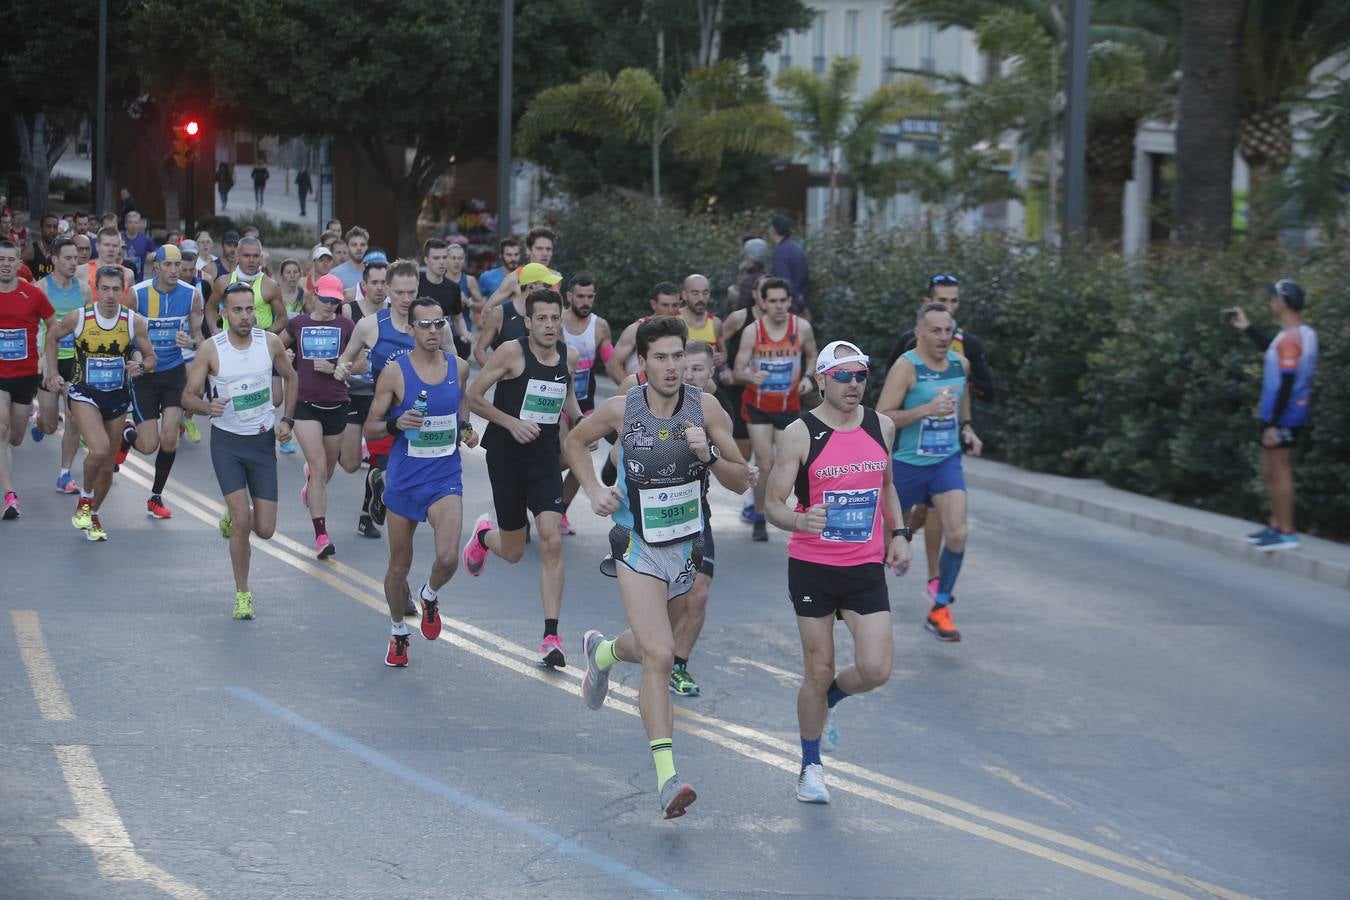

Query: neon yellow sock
[595,638,619,671]
[650,738,675,790]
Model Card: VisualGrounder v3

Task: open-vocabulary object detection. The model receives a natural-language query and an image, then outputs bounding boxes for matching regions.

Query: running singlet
[285,313,354,403]
[684,315,718,347]
[614,383,708,546]
[71,305,136,392]
[1260,324,1318,427]
[370,308,415,377]
[41,275,84,360]
[228,271,272,330]
[285,287,305,315]
[893,349,965,466]
[208,328,275,435]
[133,279,195,371]
[481,337,568,458]
[563,313,598,413]
[385,352,463,493]
[0,280,54,378]
[85,261,131,304]
[492,299,528,349]
[790,408,890,566]
[418,273,461,319]
[745,316,803,414]
[345,299,376,395]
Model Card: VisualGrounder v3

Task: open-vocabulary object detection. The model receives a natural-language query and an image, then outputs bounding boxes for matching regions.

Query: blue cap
[362,250,388,265]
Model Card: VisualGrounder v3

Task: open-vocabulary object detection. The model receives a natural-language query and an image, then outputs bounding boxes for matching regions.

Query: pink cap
[316,273,345,300]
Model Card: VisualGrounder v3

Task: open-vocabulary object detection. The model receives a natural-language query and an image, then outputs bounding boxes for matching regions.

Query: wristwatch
[707,444,721,463]
[280,416,295,428]
[891,527,913,542]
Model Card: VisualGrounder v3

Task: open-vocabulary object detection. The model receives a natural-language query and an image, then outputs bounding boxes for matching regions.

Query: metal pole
[1062,0,1090,242]
[94,0,108,212]
[185,156,196,237]
[496,0,514,239]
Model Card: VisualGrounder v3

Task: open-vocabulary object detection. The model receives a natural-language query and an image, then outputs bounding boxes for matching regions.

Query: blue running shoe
[1247,525,1277,543]
[1253,530,1299,552]
[55,471,79,494]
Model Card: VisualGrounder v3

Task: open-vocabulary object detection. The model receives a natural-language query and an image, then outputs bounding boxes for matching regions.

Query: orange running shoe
[925,604,961,642]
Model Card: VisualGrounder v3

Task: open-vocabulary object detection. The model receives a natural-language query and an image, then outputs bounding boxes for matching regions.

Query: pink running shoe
[461,514,493,576]
[559,514,576,536]
[301,463,311,508]
[316,533,335,559]
[539,634,566,668]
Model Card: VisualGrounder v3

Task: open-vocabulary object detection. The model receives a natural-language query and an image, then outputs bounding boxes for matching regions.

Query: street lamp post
[496,0,513,240]
[1063,0,1091,242]
[94,0,108,212]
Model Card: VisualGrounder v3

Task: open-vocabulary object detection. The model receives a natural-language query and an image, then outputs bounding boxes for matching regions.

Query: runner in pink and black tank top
[765,340,911,805]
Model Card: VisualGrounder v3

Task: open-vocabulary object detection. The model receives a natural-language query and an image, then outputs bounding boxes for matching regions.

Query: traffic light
[172,117,202,168]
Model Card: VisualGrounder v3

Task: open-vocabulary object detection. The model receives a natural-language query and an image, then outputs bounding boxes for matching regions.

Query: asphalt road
[2,422,1347,899]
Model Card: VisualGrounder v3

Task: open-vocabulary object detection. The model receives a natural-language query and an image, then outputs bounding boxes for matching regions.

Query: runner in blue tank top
[366,296,478,668]
[878,303,983,643]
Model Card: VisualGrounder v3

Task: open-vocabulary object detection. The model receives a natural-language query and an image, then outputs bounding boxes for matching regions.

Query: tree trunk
[1085,118,1137,245]
[13,112,73,219]
[696,0,725,66]
[1176,0,1245,247]
[651,134,662,202]
[1238,105,1293,241]
[393,181,424,258]
[826,158,839,233]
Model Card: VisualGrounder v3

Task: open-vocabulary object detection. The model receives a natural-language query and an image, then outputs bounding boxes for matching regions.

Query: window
[920,24,937,72]
[883,27,900,83]
[779,32,792,72]
[812,12,827,74]
[845,11,860,58]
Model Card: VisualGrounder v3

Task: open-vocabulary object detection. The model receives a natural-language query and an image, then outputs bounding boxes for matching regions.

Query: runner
[483,227,560,309]
[763,340,909,802]
[717,272,767,521]
[476,237,520,300]
[181,282,299,619]
[85,227,135,305]
[23,213,59,280]
[473,263,562,366]
[876,303,983,642]
[330,227,369,290]
[558,273,613,533]
[279,258,307,316]
[336,258,390,540]
[564,317,750,818]
[678,274,722,366]
[32,238,92,488]
[43,266,156,541]
[176,240,205,445]
[418,238,467,359]
[0,241,58,519]
[605,283,682,384]
[463,288,583,666]
[365,296,477,667]
[731,276,818,541]
[281,273,360,558]
[305,244,334,302]
[120,244,204,518]
[446,242,484,341]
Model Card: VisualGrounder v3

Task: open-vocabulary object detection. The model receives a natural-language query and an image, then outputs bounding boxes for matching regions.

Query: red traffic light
[184,120,200,137]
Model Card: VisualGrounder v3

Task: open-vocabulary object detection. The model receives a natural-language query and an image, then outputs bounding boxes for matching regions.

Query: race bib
[757,358,795,393]
[573,360,592,401]
[638,481,702,543]
[147,316,183,349]
[407,413,458,459]
[85,356,125,391]
[0,328,28,361]
[820,489,880,543]
[300,325,341,360]
[229,378,271,422]
[917,415,957,457]
[520,377,565,423]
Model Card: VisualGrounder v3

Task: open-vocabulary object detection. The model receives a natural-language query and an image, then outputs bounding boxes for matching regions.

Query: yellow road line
[118,456,1251,899]
[12,610,75,721]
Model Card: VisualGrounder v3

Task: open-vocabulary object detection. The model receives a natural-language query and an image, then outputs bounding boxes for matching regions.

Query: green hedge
[547,197,1349,538]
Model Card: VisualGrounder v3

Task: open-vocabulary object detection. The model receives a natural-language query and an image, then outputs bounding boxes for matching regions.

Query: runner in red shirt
[0,240,57,519]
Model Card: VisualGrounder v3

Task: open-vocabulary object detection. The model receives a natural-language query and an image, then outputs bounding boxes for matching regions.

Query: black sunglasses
[826,369,869,384]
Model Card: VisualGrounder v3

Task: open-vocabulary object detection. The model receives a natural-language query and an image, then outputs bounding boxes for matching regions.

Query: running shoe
[1253,530,1300,552]
[55,472,79,494]
[559,514,576,536]
[580,629,611,710]
[925,603,961,642]
[1246,525,1277,543]
[115,432,131,467]
[419,587,441,640]
[368,469,387,526]
[658,774,697,819]
[85,514,108,542]
[233,591,254,620]
[278,438,297,455]
[3,491,19,521]
[146,496,173,519]
[71,498,92,530]
[821,708,838,753]
[300,463,310,508]
[740,501,755,524]
[219,511,232,538]
[30,418,44,442]
[316,534,335,559]
[462,513,492,576]
[669,666,700,696]
[357,515,381,539]
[539,634,566,668]
[927,578,939,600]
[796,764,830,803]
[182,417,201,443]
[385,632,410,667]
[752,518,768,542]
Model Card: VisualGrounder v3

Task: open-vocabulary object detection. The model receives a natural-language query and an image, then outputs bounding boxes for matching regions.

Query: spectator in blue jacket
[769,214,810,316]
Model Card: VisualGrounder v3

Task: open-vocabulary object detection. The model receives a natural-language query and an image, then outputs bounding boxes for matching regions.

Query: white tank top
[562,313,597,363]
[209,328,275,435]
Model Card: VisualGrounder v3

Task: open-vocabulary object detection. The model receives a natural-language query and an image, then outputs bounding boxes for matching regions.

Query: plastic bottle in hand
[404,390,429,442]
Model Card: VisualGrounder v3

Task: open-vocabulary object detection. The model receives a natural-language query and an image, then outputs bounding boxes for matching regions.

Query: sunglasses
[930,274,959,286]
[412,318,447,330]
[223,283,253,295]
[826,369,869,384]
[317,294,343,304]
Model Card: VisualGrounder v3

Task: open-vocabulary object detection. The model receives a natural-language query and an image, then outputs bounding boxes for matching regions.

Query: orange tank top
[746,315,802,413]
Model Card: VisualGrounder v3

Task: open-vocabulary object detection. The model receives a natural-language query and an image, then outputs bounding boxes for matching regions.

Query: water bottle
[404,390,429,441]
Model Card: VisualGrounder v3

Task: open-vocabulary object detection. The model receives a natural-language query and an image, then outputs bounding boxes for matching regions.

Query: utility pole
[94,0,108,212]
[496,0,514,239]
[1062,0,1091,243]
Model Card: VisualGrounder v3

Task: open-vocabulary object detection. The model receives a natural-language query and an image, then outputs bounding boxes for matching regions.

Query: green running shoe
[668,666,700,697]
[233,591,254,620]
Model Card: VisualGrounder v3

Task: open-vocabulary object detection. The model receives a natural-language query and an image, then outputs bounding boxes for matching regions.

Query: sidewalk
[965,457,1350,590]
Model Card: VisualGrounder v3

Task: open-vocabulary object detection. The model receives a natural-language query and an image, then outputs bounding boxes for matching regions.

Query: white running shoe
[796,763,830,803]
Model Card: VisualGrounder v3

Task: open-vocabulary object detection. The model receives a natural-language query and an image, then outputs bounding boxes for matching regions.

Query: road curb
[965,459,1350,591]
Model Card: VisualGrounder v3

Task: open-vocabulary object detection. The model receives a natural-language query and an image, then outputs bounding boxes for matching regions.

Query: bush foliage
[548,197,1348,537]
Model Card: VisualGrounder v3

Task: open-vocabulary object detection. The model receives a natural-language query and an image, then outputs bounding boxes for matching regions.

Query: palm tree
[774,56,935,232]
[517,62,793,202]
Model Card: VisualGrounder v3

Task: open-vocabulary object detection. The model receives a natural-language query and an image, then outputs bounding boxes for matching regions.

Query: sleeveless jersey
[42,274,85,360]
[893,349,965,466]
[683,314,718,347]
[72,305,136,392]
[133,278,195,371]
[482,337,568,459]
[745,315,803,414]
[370,308,415,377]
[228,270,272,329]
[285,286,305,314]
[790,408,890,566]
[492,298,529,349]
[1261,324,1318,427]
[344,298,378,395]
[85,261,131,304]
[386,352,463,494]
[563,313,598,412]
[30,242,55,280]
[208,328,275,435]
[614,383,708,546]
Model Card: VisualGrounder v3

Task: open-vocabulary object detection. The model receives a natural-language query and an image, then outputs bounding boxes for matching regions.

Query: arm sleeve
[1245,326,1272,352]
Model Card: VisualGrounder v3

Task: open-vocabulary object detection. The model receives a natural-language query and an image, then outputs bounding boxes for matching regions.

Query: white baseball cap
[815,340,870,374]
[311,245,333,261]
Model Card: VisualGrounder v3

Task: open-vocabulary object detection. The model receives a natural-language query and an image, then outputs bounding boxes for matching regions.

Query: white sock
[60,468,70,477]
[391,621,410,636]
[420,582,437,602]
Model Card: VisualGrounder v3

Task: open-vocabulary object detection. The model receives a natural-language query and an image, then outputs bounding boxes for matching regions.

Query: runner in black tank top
[492,298,529,349]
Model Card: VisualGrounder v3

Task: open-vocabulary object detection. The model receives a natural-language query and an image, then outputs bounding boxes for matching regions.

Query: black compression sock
[674,656,688,669]
[152,449,176,494]
[362,471,374,514]
[121,423,137,453]
[544,618,559,638]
